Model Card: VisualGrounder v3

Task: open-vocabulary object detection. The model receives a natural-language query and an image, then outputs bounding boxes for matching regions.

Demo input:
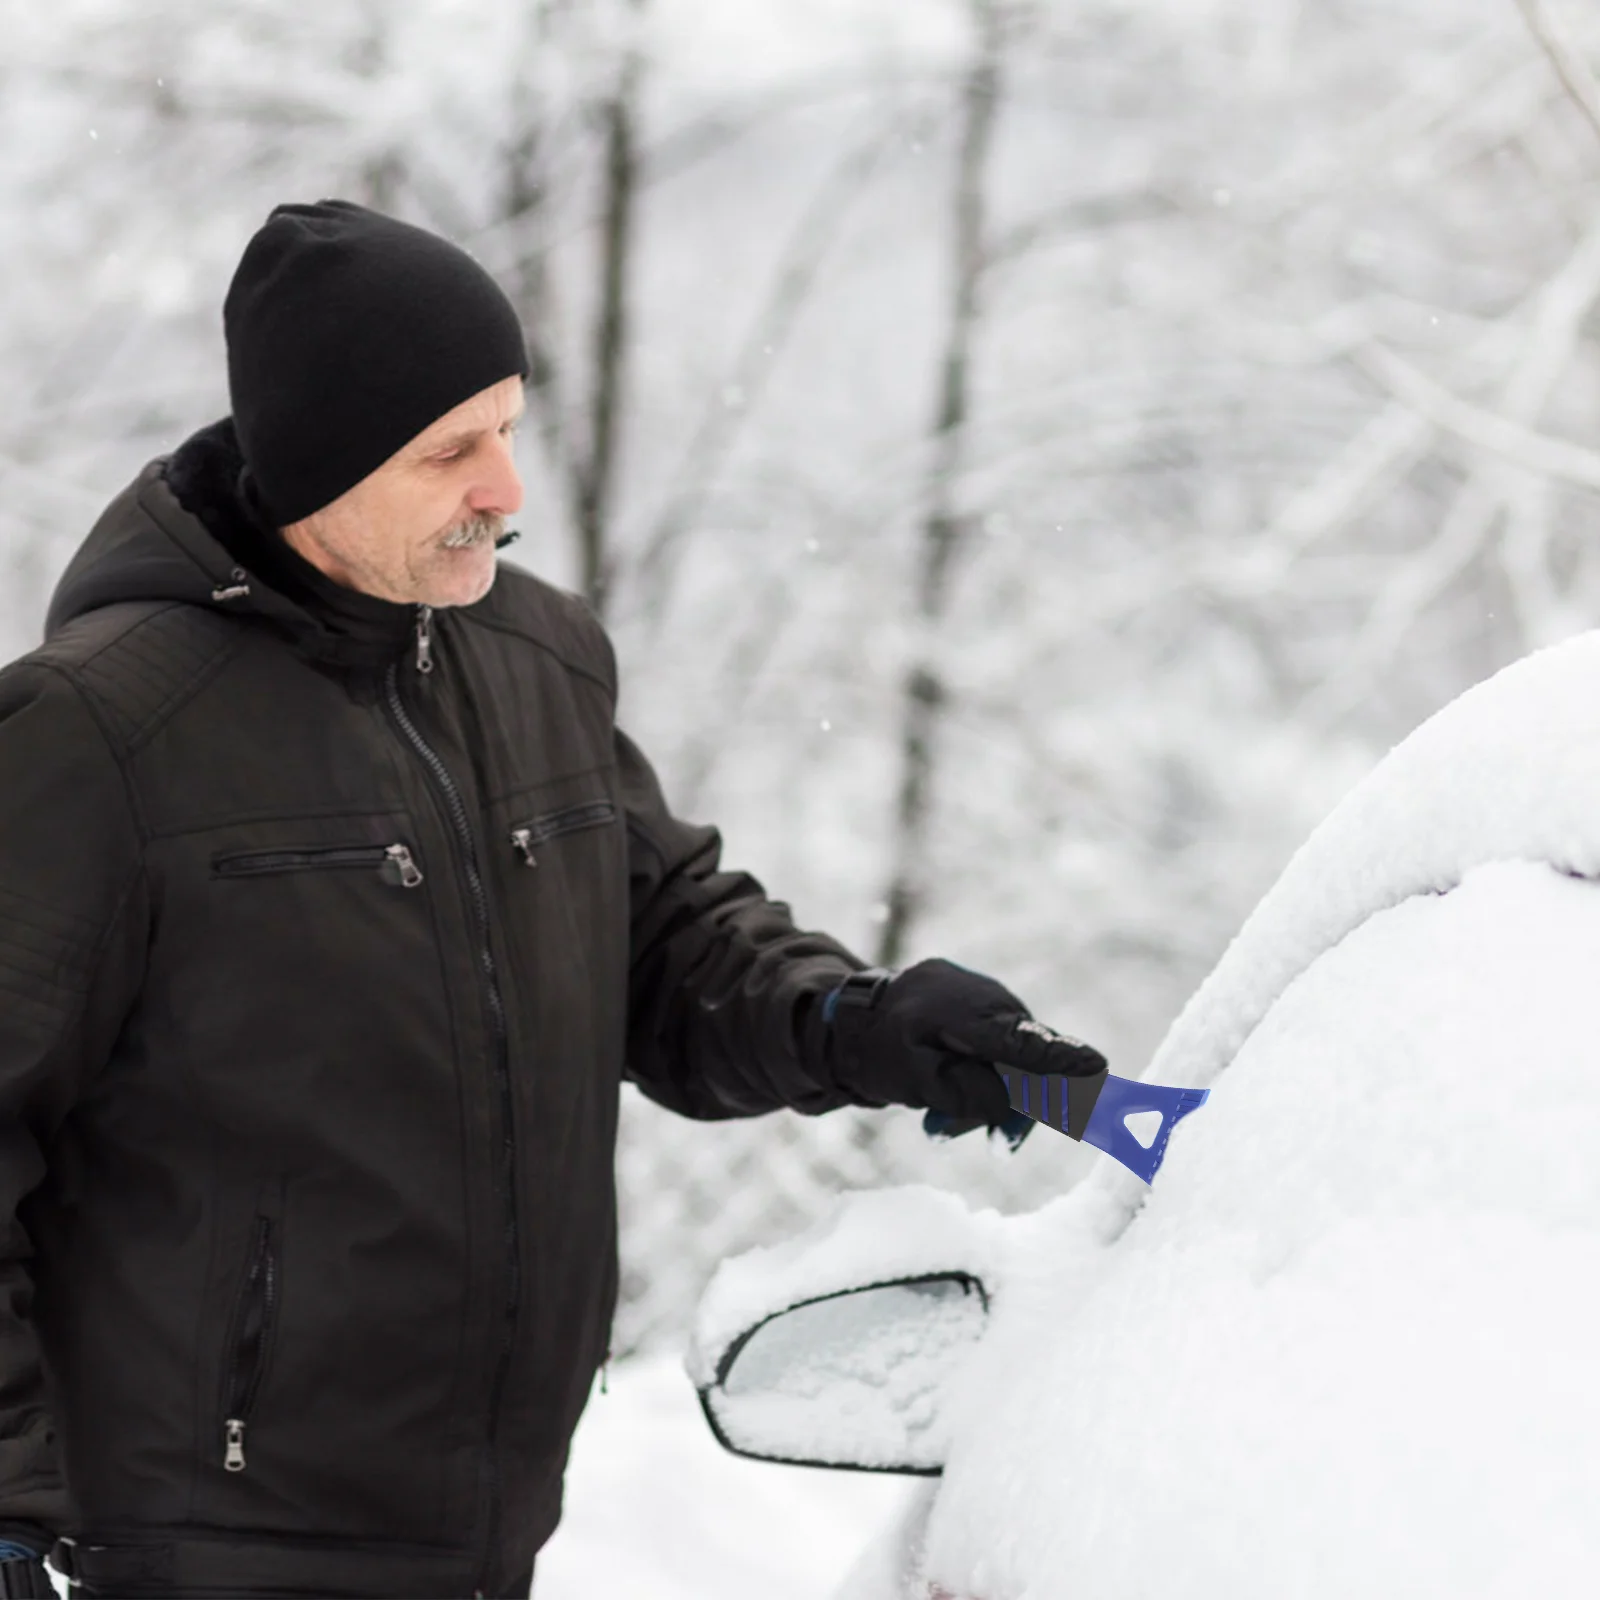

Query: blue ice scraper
[995,1059,1209,1184]
[914,1011,1210,1183]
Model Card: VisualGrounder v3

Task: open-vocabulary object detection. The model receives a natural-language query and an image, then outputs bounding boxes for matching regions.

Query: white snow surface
[687,638,1600,1597]
[708,1275,987,1471]
[533,1351,911,1600]
[689,1185,1006,1386]
[892,637,1600,1596]
[1148,629,1600,1092]
[915,857,1600,1597]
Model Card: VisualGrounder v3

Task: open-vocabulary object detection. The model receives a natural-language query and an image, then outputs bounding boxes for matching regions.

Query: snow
[1148,629,1600,1096]
[9,11,1600,1589]
[688,1187,1009,1473]
[533,1352,912,1600]
[917,858,1600,1597]
[689,1185,1005,1386]
[709,1275,987,1471]
[13,0,1580,1363]
[688,636,1600,1597]
[649,0,965,96]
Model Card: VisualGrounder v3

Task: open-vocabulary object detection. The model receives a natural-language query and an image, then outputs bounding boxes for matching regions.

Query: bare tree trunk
[499,0,643,614]
[876,0,1005,968]
[573,2,645,614]
[501,4,570,497]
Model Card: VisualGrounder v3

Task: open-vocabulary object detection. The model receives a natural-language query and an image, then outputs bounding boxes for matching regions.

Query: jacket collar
[48,418,418,674]
[162,419,418,672]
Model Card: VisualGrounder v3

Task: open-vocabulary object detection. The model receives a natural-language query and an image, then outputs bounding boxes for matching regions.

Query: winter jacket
[0,420,863,1597]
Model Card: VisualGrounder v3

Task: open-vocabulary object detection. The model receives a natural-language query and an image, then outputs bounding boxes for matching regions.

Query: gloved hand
[823,959,1107,1143]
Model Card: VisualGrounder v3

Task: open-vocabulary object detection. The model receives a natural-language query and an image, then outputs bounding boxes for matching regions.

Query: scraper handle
[998,1067,1209,1184]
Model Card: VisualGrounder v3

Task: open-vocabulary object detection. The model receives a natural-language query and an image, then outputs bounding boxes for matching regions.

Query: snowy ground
[535,1351,913,1599]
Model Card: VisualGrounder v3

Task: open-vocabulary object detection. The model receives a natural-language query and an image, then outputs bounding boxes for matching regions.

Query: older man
[0,202,1102,1598]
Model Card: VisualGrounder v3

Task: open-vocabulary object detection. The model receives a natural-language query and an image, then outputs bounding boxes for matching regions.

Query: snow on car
[689,632,1600,1599]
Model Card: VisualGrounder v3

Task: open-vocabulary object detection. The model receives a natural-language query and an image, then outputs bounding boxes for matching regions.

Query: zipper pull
[224,1418,247,1472]
[510,828,538,868]
[385,844,424,888]
[415,606,434,676]
[212,567,251,603]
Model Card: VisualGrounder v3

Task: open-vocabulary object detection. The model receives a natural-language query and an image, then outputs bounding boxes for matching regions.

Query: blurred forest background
[4,0,1600,1349]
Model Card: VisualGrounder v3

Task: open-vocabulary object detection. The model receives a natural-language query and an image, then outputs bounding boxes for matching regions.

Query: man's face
[280,375,526,608]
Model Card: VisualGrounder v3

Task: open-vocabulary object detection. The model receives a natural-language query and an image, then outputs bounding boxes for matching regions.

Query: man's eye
[431,448,465,466]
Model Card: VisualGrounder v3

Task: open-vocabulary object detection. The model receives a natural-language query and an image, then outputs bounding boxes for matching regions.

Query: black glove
[824,959,1107,1137]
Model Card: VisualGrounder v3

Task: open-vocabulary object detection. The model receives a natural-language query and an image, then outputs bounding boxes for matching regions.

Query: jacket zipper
[382,657,518,1588]
[509,800,618,867]
[221,1217,280,1473]
[213,842,423,888]
[416,605,435,676]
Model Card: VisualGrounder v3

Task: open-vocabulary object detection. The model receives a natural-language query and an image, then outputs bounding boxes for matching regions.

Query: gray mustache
[439,513,505,550]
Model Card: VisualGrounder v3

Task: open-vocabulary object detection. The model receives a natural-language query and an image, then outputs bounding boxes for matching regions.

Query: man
[0,202,1103,1598]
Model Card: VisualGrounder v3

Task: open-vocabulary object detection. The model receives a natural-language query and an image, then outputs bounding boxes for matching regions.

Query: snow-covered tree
[5,0,1599,1347]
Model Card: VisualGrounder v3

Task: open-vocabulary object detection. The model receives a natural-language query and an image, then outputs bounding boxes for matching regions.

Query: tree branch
[985,188,1178,269]
[1516,0,1600,147]
[1355,341,1600,492]
[877,0,1005,967]
[628,111,909,623]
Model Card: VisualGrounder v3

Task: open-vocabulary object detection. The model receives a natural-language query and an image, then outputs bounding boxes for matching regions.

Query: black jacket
[0,422,863,1596]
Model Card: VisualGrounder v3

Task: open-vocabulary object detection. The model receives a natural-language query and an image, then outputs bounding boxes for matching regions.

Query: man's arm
[619,729,863,1120]
[0,663,147,1544]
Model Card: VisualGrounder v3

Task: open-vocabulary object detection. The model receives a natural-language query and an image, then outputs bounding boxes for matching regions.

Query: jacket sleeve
[619,727,867,1119]
[0,663,147,1532]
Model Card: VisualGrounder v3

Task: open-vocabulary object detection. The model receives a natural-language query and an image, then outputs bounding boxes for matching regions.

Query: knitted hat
[224,200,528,525]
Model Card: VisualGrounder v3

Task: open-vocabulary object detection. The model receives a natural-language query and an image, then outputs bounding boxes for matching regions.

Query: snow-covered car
[688,634,1600,1600]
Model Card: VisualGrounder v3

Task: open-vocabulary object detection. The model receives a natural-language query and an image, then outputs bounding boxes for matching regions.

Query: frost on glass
[703,1275,987,1473]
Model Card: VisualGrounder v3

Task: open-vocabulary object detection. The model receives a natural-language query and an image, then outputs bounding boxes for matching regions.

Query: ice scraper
[927,1019,1209,1184]
[999,1051,1208,1184]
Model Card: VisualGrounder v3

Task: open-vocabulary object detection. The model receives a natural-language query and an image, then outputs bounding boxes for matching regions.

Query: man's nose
[469,434,524,518]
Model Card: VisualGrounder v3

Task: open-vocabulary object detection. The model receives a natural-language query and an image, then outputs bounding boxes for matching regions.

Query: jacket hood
[46,419,417,671]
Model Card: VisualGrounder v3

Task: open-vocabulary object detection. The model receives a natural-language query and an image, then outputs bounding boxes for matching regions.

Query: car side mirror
[697,1272,990,1475]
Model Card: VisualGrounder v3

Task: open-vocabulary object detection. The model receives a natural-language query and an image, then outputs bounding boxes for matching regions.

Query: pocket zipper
[213,842,423,889]
[509,801,618,868]
[222,1217,280,1474]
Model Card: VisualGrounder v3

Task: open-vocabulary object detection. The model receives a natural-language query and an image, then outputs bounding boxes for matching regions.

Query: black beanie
[224,200,529,526]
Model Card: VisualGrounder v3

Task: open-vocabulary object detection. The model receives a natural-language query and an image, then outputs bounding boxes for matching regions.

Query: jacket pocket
[509,800,618,867]
[213,841,424,888]
[220,1216,281,1474]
